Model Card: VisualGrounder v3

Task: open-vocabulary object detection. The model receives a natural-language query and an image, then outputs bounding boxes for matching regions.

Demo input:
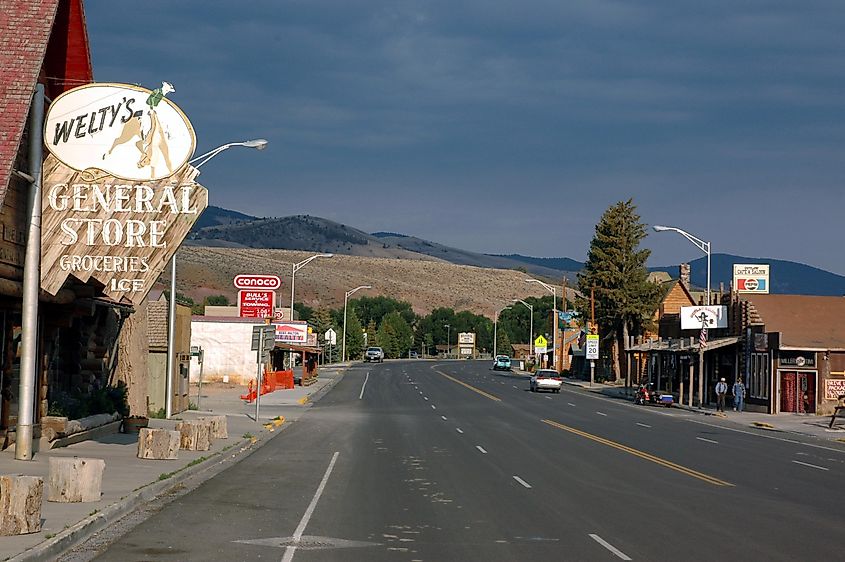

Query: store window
[748,352,770,399]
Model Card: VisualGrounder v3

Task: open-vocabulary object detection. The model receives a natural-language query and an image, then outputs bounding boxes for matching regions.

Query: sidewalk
[0,366,347,561]
[561,377,845,443]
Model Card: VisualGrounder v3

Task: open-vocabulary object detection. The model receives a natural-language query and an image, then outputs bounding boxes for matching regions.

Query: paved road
[92,360,845,561]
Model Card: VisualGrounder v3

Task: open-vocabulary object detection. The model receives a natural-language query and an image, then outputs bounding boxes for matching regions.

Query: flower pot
[121,416,149,434]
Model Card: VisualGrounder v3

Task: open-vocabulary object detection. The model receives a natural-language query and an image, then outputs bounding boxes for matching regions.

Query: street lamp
[444,324,450,358]
[165,139,267,419]
[513,299,534,358]
[493,305,512,358]
[652,225,711,304]
[343,285,371,361]
[290,253,333,318]
[526,278,558,371]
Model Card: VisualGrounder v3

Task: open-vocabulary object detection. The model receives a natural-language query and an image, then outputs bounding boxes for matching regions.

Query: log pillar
[137,428,180,460]
[0,475,43,535]
[47,457,105,503]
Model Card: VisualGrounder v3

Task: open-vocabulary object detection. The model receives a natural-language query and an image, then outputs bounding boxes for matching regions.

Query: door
[779,371,816,413]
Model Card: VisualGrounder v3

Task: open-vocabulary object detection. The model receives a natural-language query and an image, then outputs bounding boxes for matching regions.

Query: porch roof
[627,336,740,353]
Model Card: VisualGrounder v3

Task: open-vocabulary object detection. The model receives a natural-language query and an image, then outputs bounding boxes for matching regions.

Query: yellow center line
[436,370,501,402]
[542,419,733,487]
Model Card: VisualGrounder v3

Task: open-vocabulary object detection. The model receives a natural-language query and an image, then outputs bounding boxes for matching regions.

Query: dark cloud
[88,1,845,274]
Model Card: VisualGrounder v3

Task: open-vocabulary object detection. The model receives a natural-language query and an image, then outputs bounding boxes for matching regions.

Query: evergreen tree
[313,308,336,363]
[343,308,365,360]
[577,199,660,380]
[376,311,413,358]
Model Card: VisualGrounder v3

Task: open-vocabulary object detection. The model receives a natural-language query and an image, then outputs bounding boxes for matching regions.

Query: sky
[87,1,845,275]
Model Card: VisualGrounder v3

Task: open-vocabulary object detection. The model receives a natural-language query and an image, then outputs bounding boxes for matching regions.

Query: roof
[0,0,92,207]
[742,294,845,350]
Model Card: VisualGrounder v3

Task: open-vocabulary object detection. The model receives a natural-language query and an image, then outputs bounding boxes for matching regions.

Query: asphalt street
[90,360,845,561]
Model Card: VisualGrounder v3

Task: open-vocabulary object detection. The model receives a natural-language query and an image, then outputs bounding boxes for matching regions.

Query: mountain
[194,205,257,230]
[653,254,845,296]
[490,254,585,273]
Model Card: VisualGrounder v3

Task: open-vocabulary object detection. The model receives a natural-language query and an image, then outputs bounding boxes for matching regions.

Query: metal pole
[706,244,711,305]
[529,306,534,361]
[255,330,263,422]
[342,292,349,362]
[447,325,450,357]
[552,287,557,371]
[493,314,498,358]
[15,84,44,461]
[590,360,595,387]
[196,349,204,411]
[698,350,705,408]
[290,262,296,319]
[165,256,176,419]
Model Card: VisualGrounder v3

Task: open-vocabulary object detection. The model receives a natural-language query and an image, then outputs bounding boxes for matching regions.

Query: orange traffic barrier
[240,370,296,403]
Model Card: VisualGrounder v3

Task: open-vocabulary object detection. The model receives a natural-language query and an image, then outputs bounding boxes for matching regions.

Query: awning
[627,336,741,353]
[273,343,323,354]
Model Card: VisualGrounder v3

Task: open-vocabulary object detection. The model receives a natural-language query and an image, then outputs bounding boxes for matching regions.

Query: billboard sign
[680,305,728,330]
[733,264,770,294]
[274,321,309,344]
[238,290,275,318]
[44,82,195,182]
[458,332,475,344]
[234,274,281,290]
[40,82,206,305]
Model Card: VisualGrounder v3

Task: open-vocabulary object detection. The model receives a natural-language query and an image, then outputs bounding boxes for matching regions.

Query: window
[748,352,770,399]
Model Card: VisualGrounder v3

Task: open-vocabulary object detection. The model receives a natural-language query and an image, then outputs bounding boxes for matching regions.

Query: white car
[530,369,562,393]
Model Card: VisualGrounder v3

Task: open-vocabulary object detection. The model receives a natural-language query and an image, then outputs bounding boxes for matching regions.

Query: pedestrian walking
[732,377,746,412]
[715,377,728,413]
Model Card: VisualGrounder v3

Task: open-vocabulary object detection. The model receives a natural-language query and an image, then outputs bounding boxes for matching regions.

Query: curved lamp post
[493,305,512,358]
[513,299,534,358]
[652,225,711,304]
[165,139,268,419]
[290,253,333,318]
[444,324,450,358]
[343,285,371,361]
[526,278,558,371]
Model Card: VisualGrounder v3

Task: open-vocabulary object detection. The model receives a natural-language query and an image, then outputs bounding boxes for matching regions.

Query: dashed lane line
[441,415,447,421]
[512,475,532,489]
[358,372,369,400]
[792,460,829,471]
[696,437,719,444]
[589,534,632,561]
[636,423,651,428]
[476,446,488,454]
[456,428,464,434]
[596,412,607,416]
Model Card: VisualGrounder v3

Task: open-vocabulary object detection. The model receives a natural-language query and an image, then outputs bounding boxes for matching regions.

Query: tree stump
[0,475,43,535]
[47,457,105,503]
[198,416,228,439]
[137,428,180,460]
[176,421,212,451]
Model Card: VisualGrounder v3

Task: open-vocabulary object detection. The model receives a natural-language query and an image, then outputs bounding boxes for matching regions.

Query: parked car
[365,347,385,363]
[530,369,562,393]
[492,355,511,371]
[409,351,419,359]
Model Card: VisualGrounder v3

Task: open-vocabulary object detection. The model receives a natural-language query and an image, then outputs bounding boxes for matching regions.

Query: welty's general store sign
[40,82,206,305]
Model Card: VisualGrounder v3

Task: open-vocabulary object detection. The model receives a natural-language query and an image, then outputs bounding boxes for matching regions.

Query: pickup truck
[365,347,385,363]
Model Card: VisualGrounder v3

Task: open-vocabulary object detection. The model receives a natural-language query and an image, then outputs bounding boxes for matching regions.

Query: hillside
[171,246,578,316]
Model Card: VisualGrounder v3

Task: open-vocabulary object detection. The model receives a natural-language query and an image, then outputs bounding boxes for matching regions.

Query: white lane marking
[419,391,423,395]
[636,422,651,428]
[424,397,429,401]
[513,385,518,389]
[696,437,719,444]
[545,396,552,400]
[589,534,632,561]
[792,460,829,471]
[358,372,370,400]
[568,403,576,407]
[456,428,464,434]
[441,415,448,421]
[476,445,488,454]
[281,451,340,562]
[686,418,845,455]
[512,475,532,489]
[431,404,436,410]
[596,411,607,416]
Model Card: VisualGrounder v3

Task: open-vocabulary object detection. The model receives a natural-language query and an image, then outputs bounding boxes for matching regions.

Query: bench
[829,395,845,429]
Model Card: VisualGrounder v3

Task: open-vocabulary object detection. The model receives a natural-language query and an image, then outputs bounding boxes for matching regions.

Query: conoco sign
[40,82,207,305]
[234,274,282,290]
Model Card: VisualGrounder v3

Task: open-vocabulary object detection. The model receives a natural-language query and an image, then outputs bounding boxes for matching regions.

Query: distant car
[492,355,512,371]
[365,347,385,363]
[409,351,419,359]
[530,369,562,393]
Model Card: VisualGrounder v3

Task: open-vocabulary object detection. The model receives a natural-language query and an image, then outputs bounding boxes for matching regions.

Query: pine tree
[343,308,365,360]
[577,199,660,381]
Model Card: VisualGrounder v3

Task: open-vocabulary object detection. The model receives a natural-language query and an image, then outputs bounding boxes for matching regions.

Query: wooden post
[177,420,212,451]
[198,415,228,439]
[689,360,694,407]
[137,428,180,460]
[47,458,105,503]
[0,475,43,535]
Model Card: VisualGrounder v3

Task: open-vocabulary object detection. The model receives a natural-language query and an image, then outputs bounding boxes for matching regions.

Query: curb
[13,367,348,561]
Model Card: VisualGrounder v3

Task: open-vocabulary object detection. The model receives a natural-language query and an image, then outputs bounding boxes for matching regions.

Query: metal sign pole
[255,329,263,422]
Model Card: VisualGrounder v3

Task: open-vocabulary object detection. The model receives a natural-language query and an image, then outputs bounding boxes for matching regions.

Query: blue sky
[87,1,845,275]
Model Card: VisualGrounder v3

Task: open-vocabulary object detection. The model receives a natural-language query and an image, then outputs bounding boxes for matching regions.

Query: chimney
[679,263,691,288]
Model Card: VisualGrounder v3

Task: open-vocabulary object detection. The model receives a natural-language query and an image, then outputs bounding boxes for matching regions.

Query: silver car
[530,369,562,393]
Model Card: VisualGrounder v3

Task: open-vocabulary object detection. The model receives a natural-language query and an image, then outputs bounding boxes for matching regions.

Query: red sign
[238,290,275,318]
[234,274,282,290]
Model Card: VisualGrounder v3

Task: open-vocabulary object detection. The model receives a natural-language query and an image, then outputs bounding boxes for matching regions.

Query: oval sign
[234,274,282,290]
[44,82,196,181]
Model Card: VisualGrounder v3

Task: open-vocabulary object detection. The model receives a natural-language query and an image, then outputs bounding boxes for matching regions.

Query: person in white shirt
[715,378,728,413]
